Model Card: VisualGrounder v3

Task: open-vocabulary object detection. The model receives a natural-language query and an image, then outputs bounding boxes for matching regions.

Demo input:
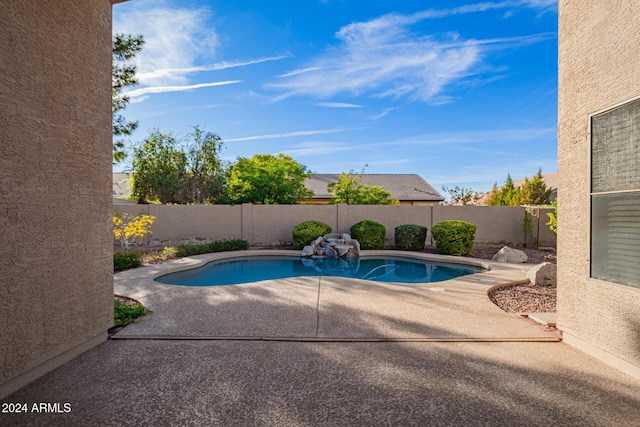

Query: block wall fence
[114,201,556,248]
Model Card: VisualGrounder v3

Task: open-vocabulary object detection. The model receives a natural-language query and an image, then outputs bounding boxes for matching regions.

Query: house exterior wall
[558,0,640,377]
[0,0,114,398]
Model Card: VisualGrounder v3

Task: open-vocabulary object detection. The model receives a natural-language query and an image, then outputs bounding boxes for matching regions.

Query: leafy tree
[486,174,520,206]
[131,129,187,204]
[112,34,144,163]
[441,185,478,205]
[519,169,553,205]
[225,154,313,204]
[112,212,155,252]
[487,169,552,206]
[328,170,398,204]
[130,126,228,204]
[184,125,226,204]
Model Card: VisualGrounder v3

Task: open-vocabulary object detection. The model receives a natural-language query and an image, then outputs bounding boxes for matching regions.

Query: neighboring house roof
[112,172,444,202]
[113,173,132,198]
[513,172,558,190]
[513,171,558,201]
[306,174,444,202]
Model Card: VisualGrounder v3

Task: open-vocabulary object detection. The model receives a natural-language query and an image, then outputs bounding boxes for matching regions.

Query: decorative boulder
[527,262,557,286]
[492,246,528,263]
[301,233,360,258]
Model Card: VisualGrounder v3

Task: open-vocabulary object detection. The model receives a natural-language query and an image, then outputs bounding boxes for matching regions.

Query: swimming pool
[155,255,486,286]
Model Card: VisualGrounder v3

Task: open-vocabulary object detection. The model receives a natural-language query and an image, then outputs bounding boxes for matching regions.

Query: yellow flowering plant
[113,212,155,251]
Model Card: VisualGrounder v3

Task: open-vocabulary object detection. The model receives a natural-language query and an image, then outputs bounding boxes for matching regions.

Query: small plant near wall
[350,220,386,250]
[292,220,333,249]
[546,200,558,236]
[395,224,427,250]
[113,212,155,252]
[114,298,150,326]
[431,220,476,256]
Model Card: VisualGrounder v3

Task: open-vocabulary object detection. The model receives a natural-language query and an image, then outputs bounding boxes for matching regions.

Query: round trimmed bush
[292,220,332,249]
[431,220,476,256]
[394,224,427,251]
[350,220,386,250]
[114,251,142,272]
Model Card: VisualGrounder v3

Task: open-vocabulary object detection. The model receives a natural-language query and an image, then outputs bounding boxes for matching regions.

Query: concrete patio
[2,251,640,426]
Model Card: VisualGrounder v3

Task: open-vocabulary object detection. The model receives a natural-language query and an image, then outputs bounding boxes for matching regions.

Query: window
[590,97,640,288]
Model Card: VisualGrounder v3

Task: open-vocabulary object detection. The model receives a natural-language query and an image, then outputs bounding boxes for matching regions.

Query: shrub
[395,224,427,251]
[292,220,332,249]
[431,220,476,256]
[350,220,386,250]
[114,251,142,272]
[114,299,150,326]
[113,212,155,252]
[175,239,249,257]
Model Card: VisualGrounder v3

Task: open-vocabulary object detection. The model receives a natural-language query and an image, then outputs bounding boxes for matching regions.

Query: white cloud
[369,108,396,120]
[124,81,242,98]
[267,2,556,103]
[226,128,356,142]
[113,1,219,87]
[282,142,354,156]
[313,102,362,108]
[137,56,287,84]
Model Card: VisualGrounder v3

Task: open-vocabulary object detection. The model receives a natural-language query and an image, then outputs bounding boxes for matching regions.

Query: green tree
[225,154,313,204]
[441,185,478,205]
[328,170,398,204]
[112,34,144,163]
[184,125,226,204]
[131,129,187,204]
[519,169,553,205]
[486,174,520,206]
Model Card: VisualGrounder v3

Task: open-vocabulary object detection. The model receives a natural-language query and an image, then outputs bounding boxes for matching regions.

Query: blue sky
[113,0,558,193]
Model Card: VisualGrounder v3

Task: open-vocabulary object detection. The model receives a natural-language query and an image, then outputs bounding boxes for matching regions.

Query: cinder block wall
[558,0,640,377]
[114,203,556,248]
[0,0,114,397]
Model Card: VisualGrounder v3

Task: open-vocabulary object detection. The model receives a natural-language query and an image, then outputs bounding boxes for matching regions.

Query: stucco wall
[114,203,556,248]
[558,0,640,376]
[0,0,114,397]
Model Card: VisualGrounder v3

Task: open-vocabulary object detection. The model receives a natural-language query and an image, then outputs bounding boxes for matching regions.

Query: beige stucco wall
[0,0,114,397]
[114,204,555,249]
[558,0,640,377]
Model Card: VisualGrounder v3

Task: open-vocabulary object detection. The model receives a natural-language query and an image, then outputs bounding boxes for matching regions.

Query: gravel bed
[488,282,556,314]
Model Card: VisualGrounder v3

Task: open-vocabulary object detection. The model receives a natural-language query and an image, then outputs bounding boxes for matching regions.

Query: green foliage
[431,220,476,256]
[487,169,552,206]
[225,154,313,204]
[394,224,427,251]
[114,299,149,326]
[114,251,142,272]
[131,126,227,204]
[546,199,558,236]
[292,220,333,249]
[183,125,226,204]
[519,169,553,205]
[112,212,155,251]
[441,185,478,205]
[486,174,519,206]
[112,34,144,163]
[350,220,386,250]
[328,169,398,204]
[131,129,187,204]
[175,239,249,257]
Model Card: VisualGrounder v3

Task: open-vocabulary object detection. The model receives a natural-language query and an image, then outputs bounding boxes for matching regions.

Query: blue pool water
[155,256,485,286]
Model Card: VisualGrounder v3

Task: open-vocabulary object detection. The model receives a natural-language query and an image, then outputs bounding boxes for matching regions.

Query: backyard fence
[113,200,556,248]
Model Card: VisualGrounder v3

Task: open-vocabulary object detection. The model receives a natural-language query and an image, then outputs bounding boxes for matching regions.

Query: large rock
[527,262,557,286]
[492,246,528,263]
[301,245,314,257]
